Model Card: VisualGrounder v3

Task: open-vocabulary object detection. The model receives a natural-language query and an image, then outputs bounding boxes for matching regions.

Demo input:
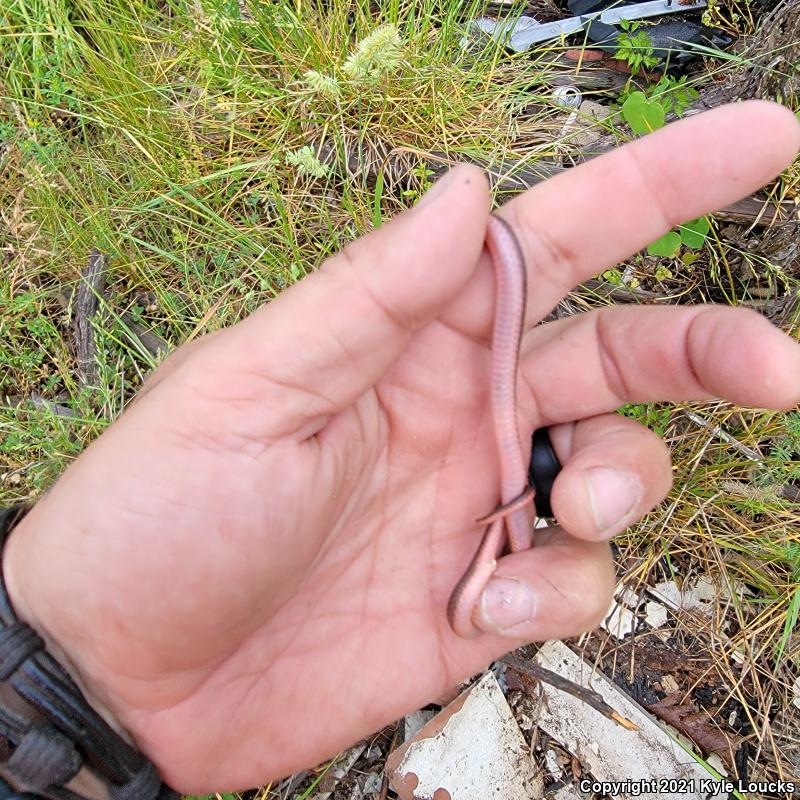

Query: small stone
[660,674,680,694]
[644,601,669,629]
[403,709,435,742]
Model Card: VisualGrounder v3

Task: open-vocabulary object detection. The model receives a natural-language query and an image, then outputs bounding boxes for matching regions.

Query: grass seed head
[285,145,330,179]
[342,23,403,84]
[302,70,342,101]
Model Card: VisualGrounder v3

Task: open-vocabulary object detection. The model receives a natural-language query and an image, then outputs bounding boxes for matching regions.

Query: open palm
[6,102,800,795]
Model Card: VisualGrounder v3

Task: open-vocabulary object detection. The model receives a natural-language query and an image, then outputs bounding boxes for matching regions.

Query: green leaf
[647,231,681,257]
[678,216,710,249]
[654,265,673,282]
[622,90,647,106]
[621,91,665,135]
[681,251,701,266]
[184,795,236,800]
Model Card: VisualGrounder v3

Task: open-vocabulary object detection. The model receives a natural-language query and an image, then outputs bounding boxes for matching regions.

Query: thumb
[469,529,615,641]
[201,163,491,439]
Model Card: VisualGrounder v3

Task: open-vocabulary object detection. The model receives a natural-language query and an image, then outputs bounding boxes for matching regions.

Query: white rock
[644,601,669,629]
[387,672,543,800]
[533,641,724,800]
[601,598,637,639]
[544,747,563,780]
[650,574,745,617]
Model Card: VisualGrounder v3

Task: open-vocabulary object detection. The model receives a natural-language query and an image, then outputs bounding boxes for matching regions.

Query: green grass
[0,0,538,484]
[2,0,799,794]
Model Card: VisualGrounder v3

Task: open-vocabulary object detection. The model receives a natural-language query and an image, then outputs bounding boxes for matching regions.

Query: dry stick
[2,394,73,418]
[501,653,639,731]
[74,249,108,386]
[715,196,796,228]
[682,410,763,462]
[117,314,170,359]
[322,135,792,228]
[378,772,390,800]
[63,282,169,363]
[579,277,662,302]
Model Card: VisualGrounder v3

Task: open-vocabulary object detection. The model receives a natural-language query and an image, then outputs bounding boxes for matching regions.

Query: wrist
[0,503,176,799]
[2,505,127,737]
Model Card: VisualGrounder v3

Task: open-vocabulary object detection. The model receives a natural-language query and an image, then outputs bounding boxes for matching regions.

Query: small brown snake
[447,215,536,638]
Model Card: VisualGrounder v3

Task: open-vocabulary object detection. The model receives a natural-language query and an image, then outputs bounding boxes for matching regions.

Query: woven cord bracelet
[0,506,179,800]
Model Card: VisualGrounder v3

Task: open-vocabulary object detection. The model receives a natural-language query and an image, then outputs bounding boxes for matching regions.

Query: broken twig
[74,250,108,386]
[683,410,763,462]
[2,394,73,418]
[502,653,639,731]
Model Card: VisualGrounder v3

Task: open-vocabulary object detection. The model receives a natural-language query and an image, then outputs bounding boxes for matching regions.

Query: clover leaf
[646,231,682,257]
[621,91,666,135]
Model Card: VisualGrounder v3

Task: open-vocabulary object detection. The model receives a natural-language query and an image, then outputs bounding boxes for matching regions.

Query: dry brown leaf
[648,692,741,761]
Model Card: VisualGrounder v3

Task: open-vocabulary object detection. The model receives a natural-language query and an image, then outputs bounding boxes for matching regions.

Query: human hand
[5,101,800,794]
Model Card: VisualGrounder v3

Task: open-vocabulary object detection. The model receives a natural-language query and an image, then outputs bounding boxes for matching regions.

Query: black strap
[6,726,80,790]
[0,625,43,680]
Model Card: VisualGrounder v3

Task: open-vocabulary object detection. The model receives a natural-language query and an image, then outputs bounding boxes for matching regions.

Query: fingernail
[479,576,536,632]
[416,168,455,209]
[584,467,642,533]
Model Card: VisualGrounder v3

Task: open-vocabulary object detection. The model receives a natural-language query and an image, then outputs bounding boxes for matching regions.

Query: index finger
[496,100,800,323]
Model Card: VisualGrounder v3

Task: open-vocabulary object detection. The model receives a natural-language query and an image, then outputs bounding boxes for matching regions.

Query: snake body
[447,215,535,638]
